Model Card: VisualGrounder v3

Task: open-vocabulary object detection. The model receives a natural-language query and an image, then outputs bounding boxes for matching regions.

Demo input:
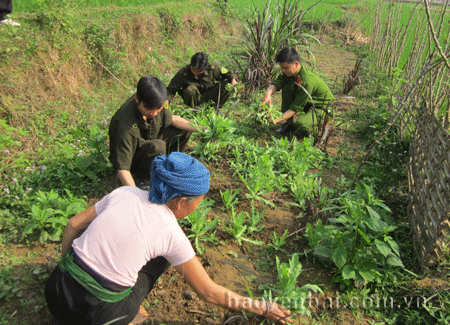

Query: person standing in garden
[45,152,293,325]
[109,76,203,188]
[0,0,20,26]
[261,46,334,136]
[167,52,237,108]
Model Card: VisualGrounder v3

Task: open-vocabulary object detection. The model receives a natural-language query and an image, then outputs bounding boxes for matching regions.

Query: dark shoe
[136,182,150,191]
[276,123,291,134]
[133,175,150,190]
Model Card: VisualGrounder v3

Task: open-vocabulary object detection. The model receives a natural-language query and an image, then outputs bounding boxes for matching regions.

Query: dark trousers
[0,0,12,19]
[182,81,231,108]
[45,252,169,325]
[130,125,192,179]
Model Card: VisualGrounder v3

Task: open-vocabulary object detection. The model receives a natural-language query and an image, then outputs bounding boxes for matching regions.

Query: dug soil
[0,33,375,325]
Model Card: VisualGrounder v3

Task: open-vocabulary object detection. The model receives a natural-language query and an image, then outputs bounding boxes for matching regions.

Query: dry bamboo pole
[370,0,382,52]
[445,95,450,130]
[376,1,391,67]
[424,0,450,71]
[434,81,447,111]
[378,4,394,68]
[403,16,427,78]
[430,65,446,109]
[395,5,418,69]
[388,6,405,74]
[433,0,449,44]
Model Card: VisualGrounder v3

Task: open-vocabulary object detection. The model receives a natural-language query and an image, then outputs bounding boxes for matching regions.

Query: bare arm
[175,257,293,324]
[274,109,296,124]
[117,170,136,187]
[61,205,98,256]
[261,85,277,107]
[171,115,205,132]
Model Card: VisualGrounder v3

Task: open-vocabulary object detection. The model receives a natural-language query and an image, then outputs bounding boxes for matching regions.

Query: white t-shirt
[72,186,195,287]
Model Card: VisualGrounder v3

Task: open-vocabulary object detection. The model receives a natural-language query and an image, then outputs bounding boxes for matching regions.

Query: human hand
[261,93,272,107]
[262,301,294,324]
[273,118,283,124]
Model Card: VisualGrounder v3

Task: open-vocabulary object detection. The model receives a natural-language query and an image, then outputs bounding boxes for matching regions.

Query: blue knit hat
[149,152,210,204]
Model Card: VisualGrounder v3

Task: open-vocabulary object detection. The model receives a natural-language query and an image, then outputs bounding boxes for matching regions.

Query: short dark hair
[190,52,209,71]
[136,76,167,110]
[276,47,300,64]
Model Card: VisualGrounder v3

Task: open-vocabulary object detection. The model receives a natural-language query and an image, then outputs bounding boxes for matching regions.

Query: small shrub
[306,180,404,289]
[83,24,123,74]
[22,189,86,243]
[157,8,182,37]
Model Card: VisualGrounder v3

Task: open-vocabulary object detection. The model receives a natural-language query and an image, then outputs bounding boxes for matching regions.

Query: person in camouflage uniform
[109,76,204,188]
[261,47,334,136]
[167,52,237,108]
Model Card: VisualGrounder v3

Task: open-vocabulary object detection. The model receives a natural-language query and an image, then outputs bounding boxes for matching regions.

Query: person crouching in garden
[261,46,334,137]
[45,152,293,325]
[166,52,237,109]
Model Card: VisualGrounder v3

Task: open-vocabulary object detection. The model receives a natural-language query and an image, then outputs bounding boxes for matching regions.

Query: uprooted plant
[247,102,284,126]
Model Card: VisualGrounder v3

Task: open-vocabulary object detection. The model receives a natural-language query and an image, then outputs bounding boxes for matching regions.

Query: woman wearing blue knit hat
[45,152,293,325]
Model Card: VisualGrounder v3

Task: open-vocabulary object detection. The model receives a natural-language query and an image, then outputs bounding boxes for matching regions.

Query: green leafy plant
[237,151,277,207]
[288,172,317,208]
[238,171,275,208]
[72,126,111,181]
[184,199,219,254]
[34,0,74,33]
[268,229,289,254]
[0,119,28,151]
[22,189,86,243]
[220,187,241,212]
[306,181,404,289]
[247,205,265,234]
[224,208,264,246]
[260,253,323,316]
[192,112,238,161]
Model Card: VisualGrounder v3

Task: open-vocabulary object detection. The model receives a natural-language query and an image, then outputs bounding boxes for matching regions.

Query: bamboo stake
[424,0,450,71]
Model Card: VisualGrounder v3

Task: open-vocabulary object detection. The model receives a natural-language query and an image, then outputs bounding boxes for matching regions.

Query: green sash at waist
[59,251,132,303]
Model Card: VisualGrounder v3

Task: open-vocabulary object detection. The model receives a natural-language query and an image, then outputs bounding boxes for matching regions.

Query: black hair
[276,47,300,64]
[136,76,167,110]
[190,52,209,71]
